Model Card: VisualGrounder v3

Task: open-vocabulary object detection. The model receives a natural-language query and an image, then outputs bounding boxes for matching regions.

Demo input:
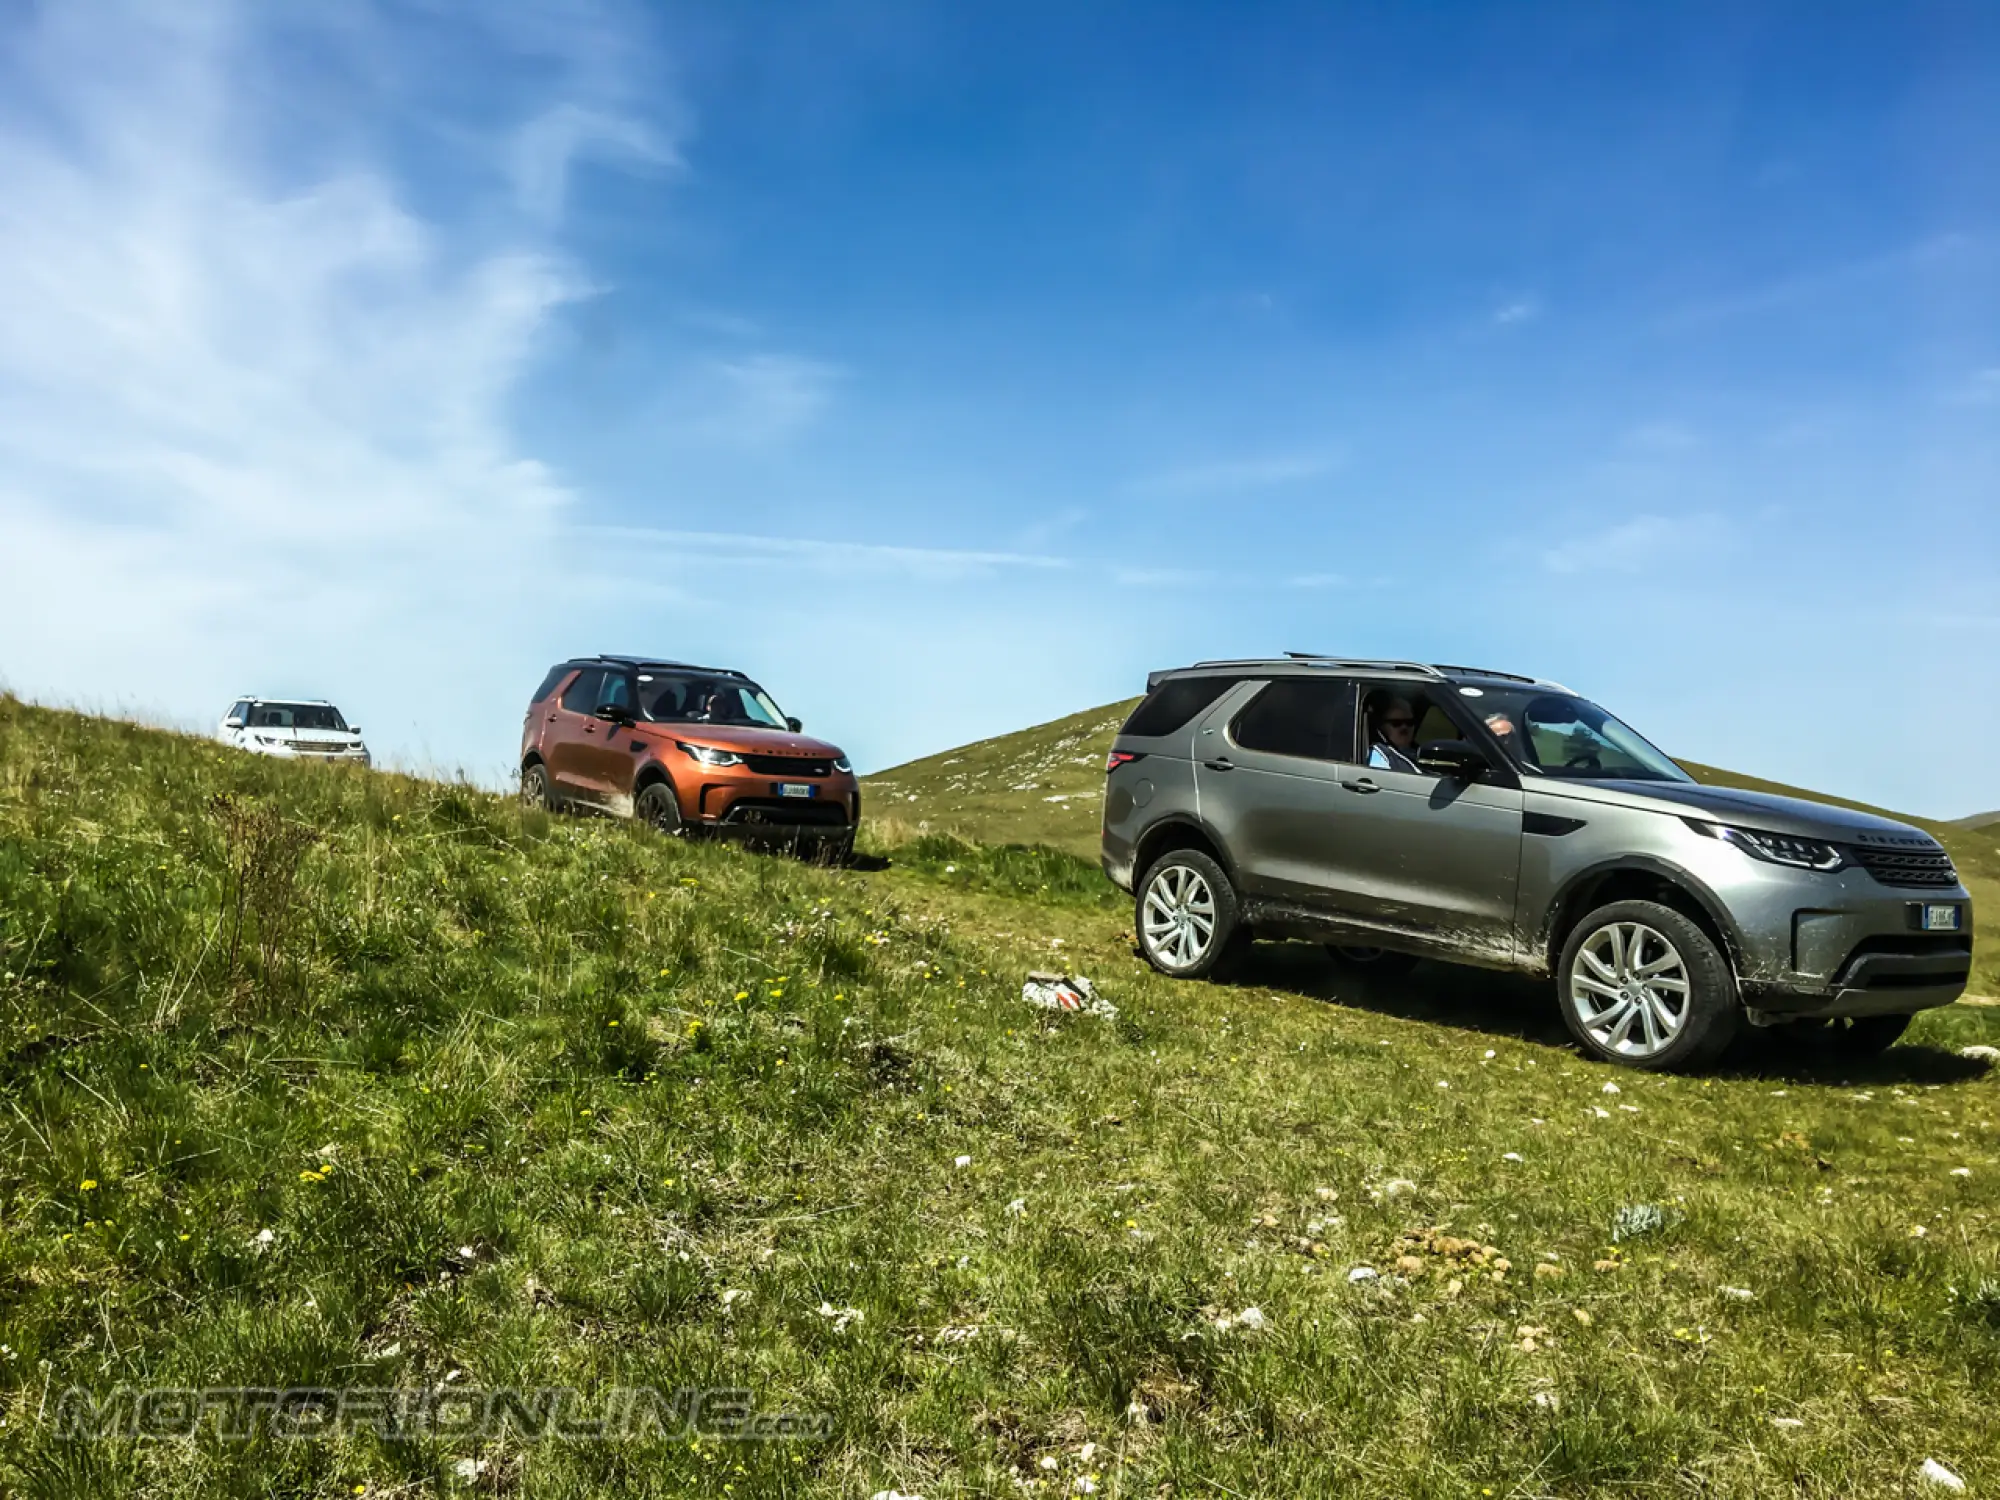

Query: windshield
[1456,686,1691,783]
[635,671,788,729]
[247,703,348,732]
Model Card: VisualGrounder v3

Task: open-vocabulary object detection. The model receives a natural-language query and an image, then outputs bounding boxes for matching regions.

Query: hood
[640,722,845,759]
[1534,778,1941,846]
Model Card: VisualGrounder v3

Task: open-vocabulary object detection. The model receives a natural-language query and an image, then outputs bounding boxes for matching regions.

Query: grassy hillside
[4,696,2000,1497]
[868,702,1998,999]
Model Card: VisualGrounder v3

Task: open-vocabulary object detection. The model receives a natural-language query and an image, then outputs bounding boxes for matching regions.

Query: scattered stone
[1348,1266,1379,1283]
[1960,1044,2000,1062]
[1918,1458,1965,1491]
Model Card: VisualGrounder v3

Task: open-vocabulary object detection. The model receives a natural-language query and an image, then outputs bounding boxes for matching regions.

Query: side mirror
[786,716,803,733]
[1416,739,1489,780]
[594,704,632,725]
[347,726,360,735]
[223,717,244,729]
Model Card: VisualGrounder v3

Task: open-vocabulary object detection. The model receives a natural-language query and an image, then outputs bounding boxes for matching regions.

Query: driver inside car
[1364,692,1424,772]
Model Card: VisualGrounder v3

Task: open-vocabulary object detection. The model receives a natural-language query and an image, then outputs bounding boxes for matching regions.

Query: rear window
[1122,675,1244,738]
[531,664,573,703]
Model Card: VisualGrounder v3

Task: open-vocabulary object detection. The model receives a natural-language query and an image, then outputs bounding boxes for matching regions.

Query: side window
[227,700,250,723]
[597,673,634,713]
[531,665,571,703]
[560,668,602,714]
[1231,678,1358,762]
[1122,675,1245,738]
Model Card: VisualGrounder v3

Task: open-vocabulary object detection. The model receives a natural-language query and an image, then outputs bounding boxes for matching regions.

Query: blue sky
[2,1,1996,816]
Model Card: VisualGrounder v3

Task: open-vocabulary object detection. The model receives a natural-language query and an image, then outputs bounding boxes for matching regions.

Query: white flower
[1593,1107,1611,1119]
[452,1457,488,1481]
[1039,1456,1060,1472]
[871,1491,926,1500]
[457,1245,476,1260]
[1073,1479,1098,1495]
[1484,1049,1497,1059]
[1950,1168,1972,1178]
[1721,1287,1754,1301]
[1005,1197,1027,1216]
[954,1155,973,1169]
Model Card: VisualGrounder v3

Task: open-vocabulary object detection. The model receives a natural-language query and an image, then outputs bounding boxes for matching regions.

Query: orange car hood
[647,723,845,758]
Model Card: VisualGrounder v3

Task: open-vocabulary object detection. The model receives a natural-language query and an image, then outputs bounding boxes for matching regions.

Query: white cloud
[511,105,680,222]
[581,526,1071,580]
[1127,452,1340,497]
[1541,513,1732,575]
[1492,296,1542,326]
[0,0,669,778]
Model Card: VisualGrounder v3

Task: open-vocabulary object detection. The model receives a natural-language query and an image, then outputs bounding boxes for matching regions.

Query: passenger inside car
[1364,690,1423,772]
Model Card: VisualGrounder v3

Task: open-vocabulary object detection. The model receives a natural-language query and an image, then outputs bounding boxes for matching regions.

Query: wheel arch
[1132,814,1236,886]
[1542,856,1745,976]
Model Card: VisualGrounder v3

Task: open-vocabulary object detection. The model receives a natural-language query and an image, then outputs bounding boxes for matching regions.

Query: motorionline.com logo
[46,1386,831,1442]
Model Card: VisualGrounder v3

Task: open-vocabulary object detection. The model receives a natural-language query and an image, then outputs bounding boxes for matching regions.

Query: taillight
[1105,751,1144,773]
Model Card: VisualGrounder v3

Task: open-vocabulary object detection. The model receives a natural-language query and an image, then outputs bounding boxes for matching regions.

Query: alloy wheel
[1568,921,1691,1061]
[1142,864,1216,970]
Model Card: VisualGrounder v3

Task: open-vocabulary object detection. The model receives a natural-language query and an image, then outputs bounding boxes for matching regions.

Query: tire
[520,760,554,810]
[1135,848,1246,980]
[635,780,683,837]
[1326,945,1422,979]
[1557,899,1739,1071]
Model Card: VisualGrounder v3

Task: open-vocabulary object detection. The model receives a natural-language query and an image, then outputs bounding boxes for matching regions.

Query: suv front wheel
[1557,900,1739,1070]
[1136,849,1245,980]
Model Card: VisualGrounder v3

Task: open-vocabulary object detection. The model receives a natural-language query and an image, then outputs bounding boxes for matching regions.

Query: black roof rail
[1431,664,1541,685]
[593,655,749,679]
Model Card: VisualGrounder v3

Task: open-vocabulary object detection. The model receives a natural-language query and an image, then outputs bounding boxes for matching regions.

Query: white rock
[1960,1044,2000,1062]
[1770,1417,1804,1430]
[1951,1168,1972,1178]
[954,1155,973,1169]
[1502,1152,1524,1163]
[452,1457,488,1481]
[1721,1287,1754,1301]
[1348,1266,1379,1283]
[1918,1458,1966,1491]
[871,1491,926,1500]
[1005,1197,1028,1216]
[1601,1081,1621,1095]
[1382,1178,1417,1199]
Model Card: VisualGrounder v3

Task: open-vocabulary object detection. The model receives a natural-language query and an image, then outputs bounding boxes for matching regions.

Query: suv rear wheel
[521,761,553,810]
[1558,900,1739,1070]
[1136,849,1245,979]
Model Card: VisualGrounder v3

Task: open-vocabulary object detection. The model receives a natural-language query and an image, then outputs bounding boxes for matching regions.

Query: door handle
[545,714,557,723]
[1340,777,1380,794]
[583,725,597,735]
[1203,757,1235,772]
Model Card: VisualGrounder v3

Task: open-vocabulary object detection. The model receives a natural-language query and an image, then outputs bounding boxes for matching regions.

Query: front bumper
[1736,891,1974,1021]
[686,777,860,837]
[242,741,371,767]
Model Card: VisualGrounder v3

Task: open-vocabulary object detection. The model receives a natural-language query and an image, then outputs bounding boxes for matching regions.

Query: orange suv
[519,655,861,857]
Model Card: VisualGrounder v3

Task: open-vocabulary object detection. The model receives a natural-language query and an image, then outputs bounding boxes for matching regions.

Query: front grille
[744,754,834,778]
[720,799,851,828]
[289,740,353,754]
[1848,842,1958,888]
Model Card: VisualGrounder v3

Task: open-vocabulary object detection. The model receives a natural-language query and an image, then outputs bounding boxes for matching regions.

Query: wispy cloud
[1620,420,1702,453]
[1657,233,1977,330]
[1945,367,2000,407]
[1492,295,1542,326]
[1541,513,1733,575]
[510,104,680,222]
[1126,452,1340,497]
[580,526,1072,580]
[0,0,672,773]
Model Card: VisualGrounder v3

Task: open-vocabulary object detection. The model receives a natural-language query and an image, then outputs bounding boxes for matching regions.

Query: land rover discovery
[1101,656,1974,1069]
[519,656,861,858]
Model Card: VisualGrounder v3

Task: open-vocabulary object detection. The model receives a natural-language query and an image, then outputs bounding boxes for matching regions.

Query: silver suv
[1101,656,1974,1070]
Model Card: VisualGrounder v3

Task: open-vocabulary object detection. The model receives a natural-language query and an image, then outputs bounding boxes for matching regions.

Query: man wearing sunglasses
[1365,692,1424,772]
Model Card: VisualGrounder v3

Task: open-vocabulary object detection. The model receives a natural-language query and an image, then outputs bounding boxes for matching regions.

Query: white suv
[219,697,371,766]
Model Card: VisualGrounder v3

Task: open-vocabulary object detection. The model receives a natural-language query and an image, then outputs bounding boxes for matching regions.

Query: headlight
[1697,821,1848,872]
[833,754,852,774]
[678,741,744,769]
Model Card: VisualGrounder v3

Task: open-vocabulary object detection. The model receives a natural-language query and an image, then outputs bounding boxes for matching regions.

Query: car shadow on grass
[1223,941,1995,1085]
[1227,942,1575,1049]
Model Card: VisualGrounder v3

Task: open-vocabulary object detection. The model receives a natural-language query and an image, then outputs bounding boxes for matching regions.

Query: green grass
[3,695,2000,1497]
[869,702,1999,998]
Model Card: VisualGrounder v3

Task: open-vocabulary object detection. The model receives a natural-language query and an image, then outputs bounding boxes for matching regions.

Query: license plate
[1922,904,1963,932]
[775,783,817,799]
